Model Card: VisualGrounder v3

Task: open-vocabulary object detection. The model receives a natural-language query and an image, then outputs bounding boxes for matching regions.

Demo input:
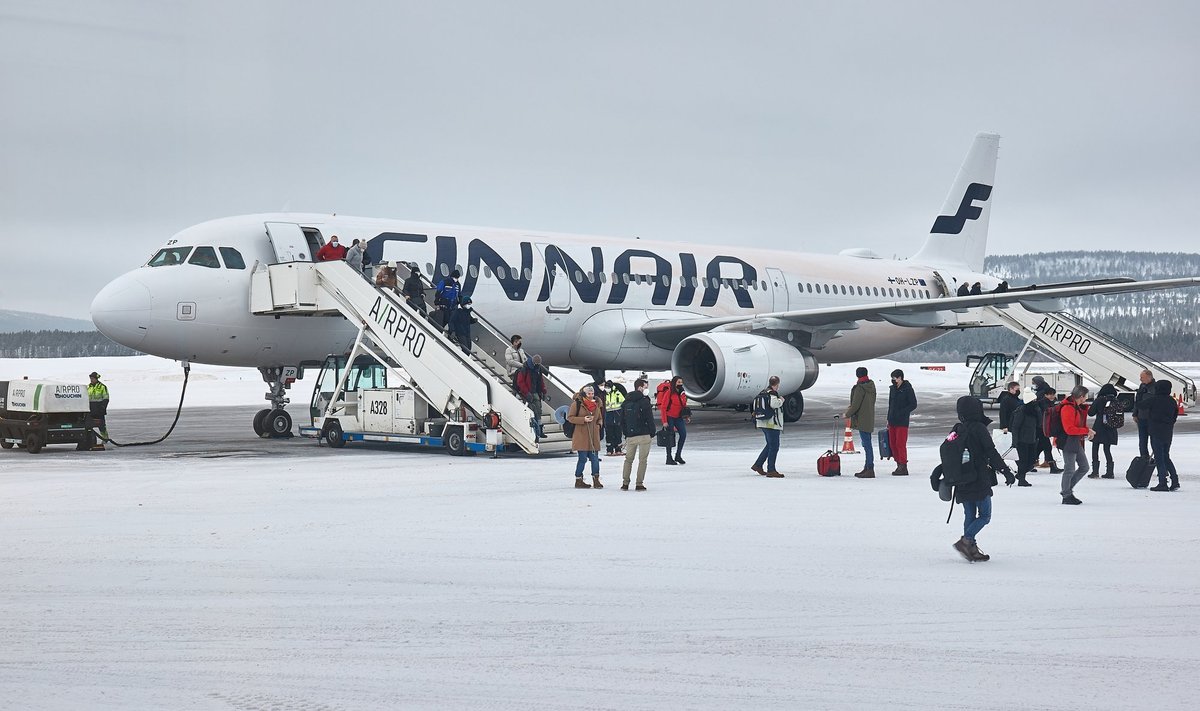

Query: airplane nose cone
[91,275,151,349]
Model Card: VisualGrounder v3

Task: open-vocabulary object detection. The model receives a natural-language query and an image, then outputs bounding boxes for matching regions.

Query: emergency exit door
[765,268,789,312]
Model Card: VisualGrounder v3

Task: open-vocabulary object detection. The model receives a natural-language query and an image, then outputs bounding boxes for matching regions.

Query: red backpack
[515,368,532,396]
[1043,402,1066,440]
[655,380,672,409]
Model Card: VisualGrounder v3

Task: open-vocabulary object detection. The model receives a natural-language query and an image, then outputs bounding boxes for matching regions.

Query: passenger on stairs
[516,354,548,439]
[401,263,426,315]
[345,239,365,277]
[316,235,347,262]
[447,296,476,354]
[434,269,461,332]
[505,335,528,390]
[374,264,398,291]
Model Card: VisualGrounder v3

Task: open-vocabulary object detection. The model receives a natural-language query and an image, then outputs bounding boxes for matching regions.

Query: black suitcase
[1126,455,1155,489]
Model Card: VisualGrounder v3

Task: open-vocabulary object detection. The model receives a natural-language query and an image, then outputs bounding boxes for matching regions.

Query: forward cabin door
[265,222,311,263]
[765,267,789,312]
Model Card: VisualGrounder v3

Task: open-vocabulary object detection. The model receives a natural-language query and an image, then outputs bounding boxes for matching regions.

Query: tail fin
[909,132,1000,271]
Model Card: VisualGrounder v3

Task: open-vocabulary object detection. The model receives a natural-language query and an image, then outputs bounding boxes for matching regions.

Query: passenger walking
[1148,379,1179,491]
[87,372,110,441]
[1059,385,1095,505]
[375,263,398,291]
[750,376,785,478]
[844,366,877,478]
[931,396,1016,563]
[1087,383,1120,479]
[567,384,605,489]
[997,381,1021,432]
[316,235,347,262]
[956,282,970,296]
[604,380,626,456]
[515,354,548,439]
[657,376,690,465]
[1032,377,1062,473]
[1133,369,1156,460]
[505,335,528,389]
[886,369,917,476]
[401,263,426,314]
[345,239,365,275]
[1007,389,1039,486]
[446,296,476,354]
[434,269,462,331]
[619,378,656,491]
[969,282,983,295]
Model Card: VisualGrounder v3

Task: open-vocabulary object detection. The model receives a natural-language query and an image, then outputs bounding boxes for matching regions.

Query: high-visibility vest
[605,389,625,410]
[88,382,109,401]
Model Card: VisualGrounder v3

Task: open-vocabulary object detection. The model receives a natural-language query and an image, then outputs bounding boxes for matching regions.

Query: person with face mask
[316,235,348,261]
[656,375,690,465]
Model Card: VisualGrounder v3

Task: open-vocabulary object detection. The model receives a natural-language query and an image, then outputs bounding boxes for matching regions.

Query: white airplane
[91,133,1199,435]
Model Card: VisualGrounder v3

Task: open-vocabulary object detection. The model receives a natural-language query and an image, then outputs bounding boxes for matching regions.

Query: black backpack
[938,424,978,487]
[620,397,643,437]
[752,390,776,421]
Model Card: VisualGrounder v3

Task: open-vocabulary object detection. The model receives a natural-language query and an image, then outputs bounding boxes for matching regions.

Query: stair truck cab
[0,380,98,453]
[301,354,502,456]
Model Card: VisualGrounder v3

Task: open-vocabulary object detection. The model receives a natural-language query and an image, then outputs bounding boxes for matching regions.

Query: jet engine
[671,333,819,406]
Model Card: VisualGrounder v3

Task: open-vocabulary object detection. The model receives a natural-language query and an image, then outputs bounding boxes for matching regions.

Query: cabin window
[586,271,595,284]
[218,247,246,269]
[483,266,493,278]
[469,265,479,279]
[839,285,846,295]
[440,264,449,276]
[599,272,608,284]
[662,275,670,287]
[188,246,220,269]
[496,266,507,279]
[147,246,193,267]
[622,273,630,285]
[425,262,434,276]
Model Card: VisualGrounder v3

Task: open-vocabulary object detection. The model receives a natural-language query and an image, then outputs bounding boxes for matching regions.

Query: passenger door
[265,222,311,262]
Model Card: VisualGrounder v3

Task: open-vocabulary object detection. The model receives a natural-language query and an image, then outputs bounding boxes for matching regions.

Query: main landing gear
[253,366,297,438]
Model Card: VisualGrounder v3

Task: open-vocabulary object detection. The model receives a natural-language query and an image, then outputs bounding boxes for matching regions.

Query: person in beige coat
[567,384,606,489]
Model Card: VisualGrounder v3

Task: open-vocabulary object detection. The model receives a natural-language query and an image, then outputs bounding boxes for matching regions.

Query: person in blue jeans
[566,384,605,489]
[844,366,877,478]
[750,376,785,478]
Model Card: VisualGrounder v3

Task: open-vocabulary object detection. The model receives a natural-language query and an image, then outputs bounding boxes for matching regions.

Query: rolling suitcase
[878,427,892,460]
[817,416,842,476]
[1126,455,1155,489]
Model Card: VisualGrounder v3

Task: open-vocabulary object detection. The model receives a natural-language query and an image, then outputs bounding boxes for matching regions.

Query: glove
[1004,468,1016,487]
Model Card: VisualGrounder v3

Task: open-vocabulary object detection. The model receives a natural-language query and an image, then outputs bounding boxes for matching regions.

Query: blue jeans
[575,450,600,477]
[754,428,781,471]
[1137,418,1151,459]
[858,430,874,468]
[962,497,992,541]
[667,416,687,456]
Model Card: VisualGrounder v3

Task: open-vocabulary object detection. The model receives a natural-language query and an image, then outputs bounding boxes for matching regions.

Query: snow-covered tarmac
[2,357,1198,709]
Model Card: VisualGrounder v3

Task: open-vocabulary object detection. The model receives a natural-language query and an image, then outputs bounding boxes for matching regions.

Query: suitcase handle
[833,414,841,451]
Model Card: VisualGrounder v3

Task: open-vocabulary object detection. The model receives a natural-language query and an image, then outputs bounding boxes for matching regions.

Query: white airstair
[249,261,578,454]
[981,303,1196,406]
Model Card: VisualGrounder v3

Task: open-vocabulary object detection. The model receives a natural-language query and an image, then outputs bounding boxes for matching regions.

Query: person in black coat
[1147,379,1179,491]
[931,396,1015,562]
[1032,379,1062,473]
[997,381,1021,432]
[1087,383,1120,478]
[1133,369,1156,460]
[1008,389,1040,486]
[886,369,918,476]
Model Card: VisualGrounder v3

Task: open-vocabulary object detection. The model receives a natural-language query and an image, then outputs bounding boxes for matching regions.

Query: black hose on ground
[101,362,190,448]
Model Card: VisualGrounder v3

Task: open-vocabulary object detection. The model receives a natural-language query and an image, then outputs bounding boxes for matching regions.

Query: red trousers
[888,425,909,465]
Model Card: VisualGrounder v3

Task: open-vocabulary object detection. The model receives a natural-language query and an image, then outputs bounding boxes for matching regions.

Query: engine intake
[671,333,818,404]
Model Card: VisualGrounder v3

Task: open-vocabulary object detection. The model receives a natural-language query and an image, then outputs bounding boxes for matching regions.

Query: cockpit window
[188,246,220,269]
[219,247,246,269]
[147,246,193,266]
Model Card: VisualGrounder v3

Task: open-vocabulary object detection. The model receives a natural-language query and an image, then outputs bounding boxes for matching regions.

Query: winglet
[909,132,1000,271]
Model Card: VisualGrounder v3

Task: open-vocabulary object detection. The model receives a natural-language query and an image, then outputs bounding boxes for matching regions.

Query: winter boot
[854,467,876,479]
[1049,461,1063,474]
[666,455,677,465]
[674,455,686,465]
[1170,474,1180,491]
[592,475,604,489]
[953,537,974,561]
[969,541,991,562]
[575,477,591,489]
[1088,461,1100,478]
[1150,481,1171,492]
[892,464,909,476]
[764,471,784,478]
[1102,462,1115,479]
[1017,476,1032,487]
[1061,495,1082,505]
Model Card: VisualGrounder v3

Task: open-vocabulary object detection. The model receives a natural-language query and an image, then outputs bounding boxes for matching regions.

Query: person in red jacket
[657,375,690,465]
[316,235,348,262]
[1059,385,1095,505]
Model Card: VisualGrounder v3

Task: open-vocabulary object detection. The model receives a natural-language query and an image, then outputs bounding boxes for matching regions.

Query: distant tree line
[0,330,138,358]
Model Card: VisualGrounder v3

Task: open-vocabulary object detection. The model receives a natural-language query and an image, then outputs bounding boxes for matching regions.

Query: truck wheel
[25,434,42,454]
[782,390,805,423]
[266,409,292,437]
[1,440,13,449]
[445,426,466,456]
[323,420,345,448]
[252,408,271,438]
[77,431,97,451]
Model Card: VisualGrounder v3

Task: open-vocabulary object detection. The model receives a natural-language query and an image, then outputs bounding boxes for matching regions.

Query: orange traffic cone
[841,419,858,454]
[1178,394,1187,416]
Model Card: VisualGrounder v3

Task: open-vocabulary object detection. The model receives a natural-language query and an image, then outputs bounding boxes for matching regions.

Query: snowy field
[2,356,1200,710]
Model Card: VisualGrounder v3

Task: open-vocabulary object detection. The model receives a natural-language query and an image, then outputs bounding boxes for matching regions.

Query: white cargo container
[0,380,97,453]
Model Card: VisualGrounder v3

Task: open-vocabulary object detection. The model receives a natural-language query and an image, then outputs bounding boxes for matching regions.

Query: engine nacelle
[671,333,819,404]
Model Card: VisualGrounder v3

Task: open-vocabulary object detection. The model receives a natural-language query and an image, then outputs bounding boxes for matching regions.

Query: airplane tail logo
[909,133,1000,271]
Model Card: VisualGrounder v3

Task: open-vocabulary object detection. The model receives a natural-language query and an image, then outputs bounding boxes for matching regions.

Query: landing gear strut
[255,366,297,438]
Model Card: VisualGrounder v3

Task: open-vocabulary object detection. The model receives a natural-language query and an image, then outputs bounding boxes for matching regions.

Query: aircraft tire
[266,408,292,438]
[323,420,345,449]
[252,408,271,438]
[445,426,466,456]
[25,433,42,454]
[782,390,804,423]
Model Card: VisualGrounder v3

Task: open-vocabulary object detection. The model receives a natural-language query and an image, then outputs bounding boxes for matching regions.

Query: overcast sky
[2,1,1198,318]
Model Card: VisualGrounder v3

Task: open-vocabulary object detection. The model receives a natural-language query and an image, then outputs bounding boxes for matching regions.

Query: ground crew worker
[88,372,110,440]
[604,380,626,456]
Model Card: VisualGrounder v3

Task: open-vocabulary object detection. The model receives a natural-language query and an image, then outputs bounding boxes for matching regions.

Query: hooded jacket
[1148,379,1179,438]
[1087,383,1120,446]
[1134,378,1157,420]
[1008,397,1041,447]
[931,396,1011,502]
[887,380,917,427]
[845,378,877,432]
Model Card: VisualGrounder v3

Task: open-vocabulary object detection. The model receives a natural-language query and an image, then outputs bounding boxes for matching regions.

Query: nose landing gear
[255,366,297,438]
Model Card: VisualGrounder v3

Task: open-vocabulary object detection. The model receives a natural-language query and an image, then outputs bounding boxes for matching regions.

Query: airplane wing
[640,277,1200,349]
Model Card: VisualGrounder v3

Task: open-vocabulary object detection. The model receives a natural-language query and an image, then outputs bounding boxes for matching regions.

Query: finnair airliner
[90,133,1198,436]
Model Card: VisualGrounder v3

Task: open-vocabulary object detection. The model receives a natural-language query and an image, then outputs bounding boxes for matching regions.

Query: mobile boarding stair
[980,302,1196,407]
[249,260,577,455]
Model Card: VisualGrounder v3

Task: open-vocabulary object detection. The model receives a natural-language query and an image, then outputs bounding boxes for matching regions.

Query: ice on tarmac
[2,356,1198,709]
